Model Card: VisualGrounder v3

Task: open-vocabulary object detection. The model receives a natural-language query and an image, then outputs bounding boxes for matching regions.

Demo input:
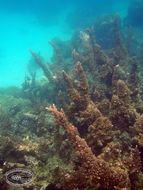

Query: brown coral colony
[1,10,143,190]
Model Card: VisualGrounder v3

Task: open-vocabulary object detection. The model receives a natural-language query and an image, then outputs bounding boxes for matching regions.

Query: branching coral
[47,62,143,189]
[63,62,104,136]
[1,13,143,190]
[30,50,54,83]
[63,61,89,110]
[87,116,114,155]
[26,22,143,188]
[110,80,137,131]
[48,105,129,190]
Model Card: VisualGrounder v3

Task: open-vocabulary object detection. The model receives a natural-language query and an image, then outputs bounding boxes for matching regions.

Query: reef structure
[48,105,129,189]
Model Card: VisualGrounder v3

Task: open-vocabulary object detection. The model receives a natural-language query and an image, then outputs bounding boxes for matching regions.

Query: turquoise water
[1,1,143,189]
[0,0,129,87]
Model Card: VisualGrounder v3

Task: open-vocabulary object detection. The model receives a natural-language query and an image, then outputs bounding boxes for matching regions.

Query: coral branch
[49,40,64,66]
[87,28,110,65]
[75,61,89,99]
[63,62,89,112]
[47,105,129,189]
[63,70,81,105]
[30,50,53,83]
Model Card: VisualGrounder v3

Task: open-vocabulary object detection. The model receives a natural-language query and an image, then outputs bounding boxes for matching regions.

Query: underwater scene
[1,0,143,189]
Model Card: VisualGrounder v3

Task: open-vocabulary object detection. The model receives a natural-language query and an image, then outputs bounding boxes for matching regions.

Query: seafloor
[1,2,143,190]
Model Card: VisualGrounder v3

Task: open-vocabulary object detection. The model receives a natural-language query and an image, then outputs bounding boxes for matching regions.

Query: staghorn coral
[1,13,143,189]
[30,50,54,83]
[47,61,143,189]
[112,15,127,61]
[24,24,143,188]
[62,61,139,157]
[48,105,129,190]
[63,62,105,137]
[130,114,143,151]
[28,14,143,109]
[110,80,137,131]
[49,40,64,70]
[87,116,115,155]
[63,61,89,110]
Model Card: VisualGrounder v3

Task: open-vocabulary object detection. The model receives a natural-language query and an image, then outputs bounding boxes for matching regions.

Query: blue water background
[0,0,129,86]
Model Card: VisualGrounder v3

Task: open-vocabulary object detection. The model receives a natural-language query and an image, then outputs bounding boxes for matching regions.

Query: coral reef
[1,13,143,190]
[48,66,143,189]
[48,105,129,189]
